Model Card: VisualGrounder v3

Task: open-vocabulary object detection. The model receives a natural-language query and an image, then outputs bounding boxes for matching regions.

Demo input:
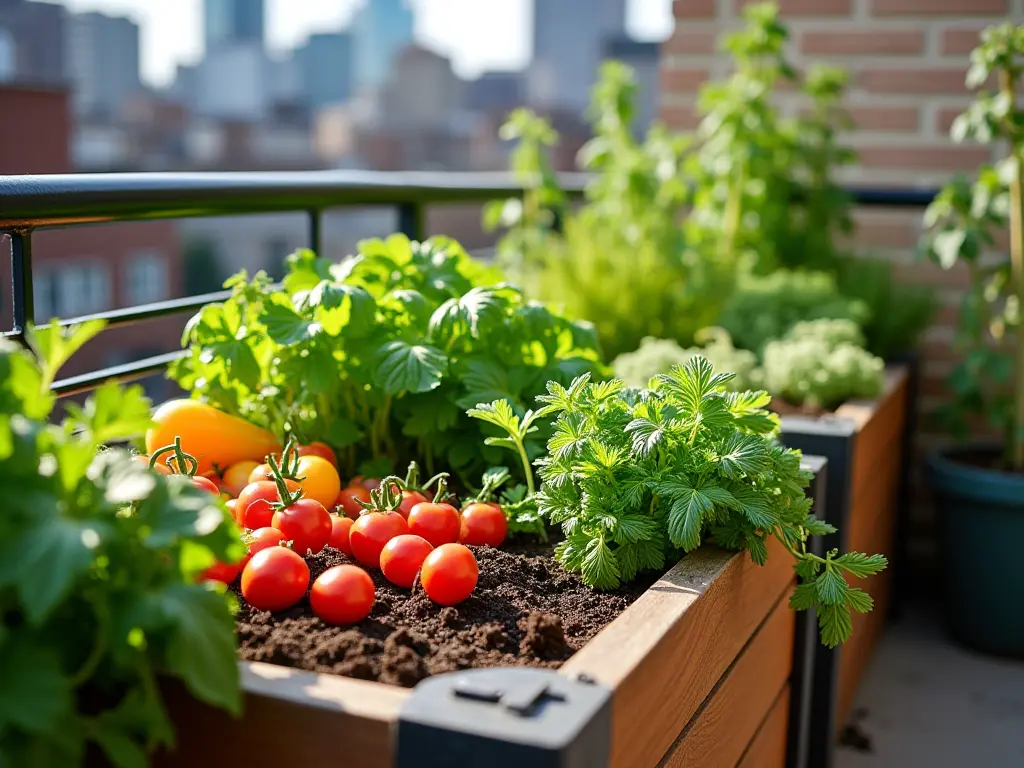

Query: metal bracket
[395,667,612,768]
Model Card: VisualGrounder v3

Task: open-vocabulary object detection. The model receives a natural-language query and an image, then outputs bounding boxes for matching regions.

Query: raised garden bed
[777,365,910,764]
[156,462,827,768]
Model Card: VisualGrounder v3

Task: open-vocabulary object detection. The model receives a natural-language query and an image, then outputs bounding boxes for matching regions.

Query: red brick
[660,104,701,130]
[850,210,920,247]
[663,31,717,55]
[935,106,966,135]
[848,106,920,132]
[801,30,924,56]
[894,258,972,288]
[872,0,1007,15]
[736,0,852,14]
[858,68,969,95]
[941,28,985,56]
[660,68,711,94]
[674,0,717,18]
[860,145,991,172]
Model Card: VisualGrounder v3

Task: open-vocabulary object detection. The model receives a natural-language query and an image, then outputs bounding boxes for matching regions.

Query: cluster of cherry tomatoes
[140,440,509,626]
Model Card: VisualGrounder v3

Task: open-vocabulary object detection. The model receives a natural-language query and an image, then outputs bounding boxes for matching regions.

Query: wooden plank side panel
[157,662,407,768]
[839,367,908,494]
[737,686,792,768]
[561,539,794,768]
[660,595,796,768]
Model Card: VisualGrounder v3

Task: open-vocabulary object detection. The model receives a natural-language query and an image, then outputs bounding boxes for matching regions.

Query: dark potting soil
[232,541,658,688]
[769,399,831,419]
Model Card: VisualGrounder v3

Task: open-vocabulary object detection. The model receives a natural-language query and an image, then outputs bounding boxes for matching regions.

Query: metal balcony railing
[0,171,940,397]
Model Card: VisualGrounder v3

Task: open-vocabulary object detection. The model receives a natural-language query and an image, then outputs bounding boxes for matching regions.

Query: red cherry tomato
[420,543,478,606]
[349,511,409,568]
[297,441,337,468]
[248,462,274,484]
[459,502,507,548]
[408,501,461,548]
[192,475,221,496]
[241,547,309,612]
[380,534,434,588]
[310,565,374,625]
[237,481,280,529]
[397,490,427,519]
[242,527,287,568]
[336,485,371,519]
[329,515,354,556]
[199,559,242,585]
[272,498,332,556]
[225,498,239,523]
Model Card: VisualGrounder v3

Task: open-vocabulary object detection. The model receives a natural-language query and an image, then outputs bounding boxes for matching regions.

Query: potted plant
[919,22,1024,657]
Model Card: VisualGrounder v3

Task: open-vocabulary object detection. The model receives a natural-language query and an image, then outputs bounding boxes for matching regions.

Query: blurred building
[0,0,66,85]
[352,0,414,94]
[194,43,269,121]
[528,0,626,113]
[296,32,352,110]
[66,11,141,119]
[602,37,659,132]
[465,71,524,120]
[204,0,264,52]
[0,82,182,400]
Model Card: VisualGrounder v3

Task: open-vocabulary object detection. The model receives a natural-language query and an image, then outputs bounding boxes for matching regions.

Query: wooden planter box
[777,365,911,766]
[157,463,829,768]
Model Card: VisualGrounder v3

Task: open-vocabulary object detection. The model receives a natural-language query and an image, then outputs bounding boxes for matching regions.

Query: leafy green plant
[762,319,885,411]
[612,330,761,391]
[717,269,869,355]
[919,22,1024,465]
[0,322,242,767]
[531,358,887,648]
[486,63,730,359]
[170,235,606,485]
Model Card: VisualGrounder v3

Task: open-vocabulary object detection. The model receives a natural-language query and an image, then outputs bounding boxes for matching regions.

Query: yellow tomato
[222,460,260,497]
[295,455,341,509]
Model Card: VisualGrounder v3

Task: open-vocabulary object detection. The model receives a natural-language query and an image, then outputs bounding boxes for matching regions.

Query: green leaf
[624,417,664,458]
[262,301,317,345]
[612,514,659,544]
[815,569,847,606]
[667,487,710,550]
[0,637,72,735]
[155,585,241,715]
[789,581,818,611]
[580,536,621,590]
[732,488,775,529]
[802,515,837,537]
[372,340,448,395]
[834,552,888,578]
[27,318,107,383]
[65,382,153,446]
[0,518,101,624]
[818,602,853,648]
[845,588,874,614]
[468,399,522,438]
[719,433,770,478]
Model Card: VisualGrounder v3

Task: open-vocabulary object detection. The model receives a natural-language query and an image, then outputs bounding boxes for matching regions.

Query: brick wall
[661,0,1024,568]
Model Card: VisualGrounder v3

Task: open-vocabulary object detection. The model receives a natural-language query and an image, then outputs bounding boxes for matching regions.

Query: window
[126,250,169,305]
[33,272,56,322]
[54,263,111,317]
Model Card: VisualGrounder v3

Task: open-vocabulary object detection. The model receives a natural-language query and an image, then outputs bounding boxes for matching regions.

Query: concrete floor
[835,606,1024,768]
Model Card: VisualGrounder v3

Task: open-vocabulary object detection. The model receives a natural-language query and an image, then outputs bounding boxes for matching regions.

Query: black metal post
[397,201,425,241]
[10,230,34,338]
[308,209,322,254]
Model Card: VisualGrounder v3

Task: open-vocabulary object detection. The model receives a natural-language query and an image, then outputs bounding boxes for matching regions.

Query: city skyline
[32,0,672,87]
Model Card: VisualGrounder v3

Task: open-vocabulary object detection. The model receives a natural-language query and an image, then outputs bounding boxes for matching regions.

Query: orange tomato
[145,399,281,476]
[295,455,341,509]
[134,454,172,475]
[223,460,260,497]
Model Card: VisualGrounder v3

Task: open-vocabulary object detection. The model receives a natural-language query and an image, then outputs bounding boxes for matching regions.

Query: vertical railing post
[308,209,322,255]
[10,230,35,339]
[397,201,425,241]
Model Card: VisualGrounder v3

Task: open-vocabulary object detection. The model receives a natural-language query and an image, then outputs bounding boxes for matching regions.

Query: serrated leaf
[624,417,664,458]
[802,515,837,537]
[845,588,873,614]
[372,340,447,395]
[612,514,659,544]
[580,536,621,590]
[815,569,847,606]
[789,581,818,611]
[818,602,853,648]
[834,552,888,578]
[65,381,153,447]
[667,488,710,550]
[719,433,770,478]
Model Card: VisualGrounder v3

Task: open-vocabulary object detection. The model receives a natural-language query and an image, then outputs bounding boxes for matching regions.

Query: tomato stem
[268,453,303,507]
[149,437,198,477]
[431,475,453,504]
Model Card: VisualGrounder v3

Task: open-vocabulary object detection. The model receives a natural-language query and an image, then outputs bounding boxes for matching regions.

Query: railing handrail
[0,170,939,231]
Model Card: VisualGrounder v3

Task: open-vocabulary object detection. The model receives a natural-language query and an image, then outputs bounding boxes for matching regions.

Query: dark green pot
[927,444,1024,658]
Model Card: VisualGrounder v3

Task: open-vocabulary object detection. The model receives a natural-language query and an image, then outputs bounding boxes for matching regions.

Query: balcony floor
[835,603,1024,768]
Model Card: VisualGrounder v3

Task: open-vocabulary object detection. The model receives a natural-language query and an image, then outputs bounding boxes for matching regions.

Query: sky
[35,0,673,87]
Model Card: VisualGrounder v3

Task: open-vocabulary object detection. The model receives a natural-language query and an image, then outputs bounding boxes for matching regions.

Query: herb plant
[171,235,605,485]
[919,22,1024,467]
[761,319,886,411]
[612,330,761,391]
[530,358,887,647]
[0,322,241,767]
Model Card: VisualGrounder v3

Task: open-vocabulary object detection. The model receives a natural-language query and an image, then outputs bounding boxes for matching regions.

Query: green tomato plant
[919,22,1024,467]
[0,321,241,767]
